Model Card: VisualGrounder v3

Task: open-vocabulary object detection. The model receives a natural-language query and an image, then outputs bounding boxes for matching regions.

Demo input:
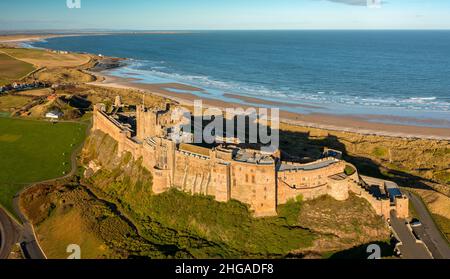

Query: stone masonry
[92,102,409,218]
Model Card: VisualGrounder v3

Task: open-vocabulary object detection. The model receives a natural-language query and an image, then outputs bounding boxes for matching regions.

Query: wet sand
[223,93,323,109]
[12,33,449,140]
[88,73,450,140]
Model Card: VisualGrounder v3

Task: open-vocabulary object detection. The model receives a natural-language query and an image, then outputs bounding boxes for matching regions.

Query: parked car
[410,219,422,228]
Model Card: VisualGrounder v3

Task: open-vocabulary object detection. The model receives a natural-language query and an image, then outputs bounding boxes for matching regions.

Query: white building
[45,110,64,119]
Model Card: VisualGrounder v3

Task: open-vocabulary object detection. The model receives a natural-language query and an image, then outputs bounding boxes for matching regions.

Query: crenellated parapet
[91,102,408,219]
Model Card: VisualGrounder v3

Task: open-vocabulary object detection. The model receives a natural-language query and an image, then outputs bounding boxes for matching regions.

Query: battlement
[91,101,408,218]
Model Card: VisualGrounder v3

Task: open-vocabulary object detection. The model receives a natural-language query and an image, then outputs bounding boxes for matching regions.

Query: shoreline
[89,73,450,141]
[5,34,450,141]
[0,31,190,46]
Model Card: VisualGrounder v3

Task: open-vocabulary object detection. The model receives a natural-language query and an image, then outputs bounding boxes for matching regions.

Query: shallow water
[33,31,450,127]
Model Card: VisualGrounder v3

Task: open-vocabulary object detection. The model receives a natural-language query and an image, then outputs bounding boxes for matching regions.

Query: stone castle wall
[349,180,391,219]
[230,161,277,217]
[277,160,347,203]
[91,105,408,218]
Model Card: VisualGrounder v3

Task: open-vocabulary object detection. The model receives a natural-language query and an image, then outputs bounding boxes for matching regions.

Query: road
[405,191,450,259]
[390,211,432,259]
[0,208,21,259]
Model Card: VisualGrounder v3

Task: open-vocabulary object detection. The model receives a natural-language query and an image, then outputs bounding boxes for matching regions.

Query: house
[47,94,58,101]
[45,110,64,119]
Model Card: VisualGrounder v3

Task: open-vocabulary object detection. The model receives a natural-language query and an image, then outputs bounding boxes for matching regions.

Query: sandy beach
[88,72,450,140]
[6,33,449,140]
[0,34,79,45]
[0,32,189,46]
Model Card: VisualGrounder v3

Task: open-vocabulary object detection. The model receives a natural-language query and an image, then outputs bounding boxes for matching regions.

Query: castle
[92,101,409,219]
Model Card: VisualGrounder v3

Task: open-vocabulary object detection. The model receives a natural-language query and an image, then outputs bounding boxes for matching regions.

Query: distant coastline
[4,32,450,140]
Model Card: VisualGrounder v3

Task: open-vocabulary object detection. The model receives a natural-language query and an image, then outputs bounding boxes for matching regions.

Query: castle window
[245,174,249,183]
[252,175,256,183]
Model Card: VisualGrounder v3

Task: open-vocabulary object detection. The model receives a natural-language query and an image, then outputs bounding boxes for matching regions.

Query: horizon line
[2,28,450,34]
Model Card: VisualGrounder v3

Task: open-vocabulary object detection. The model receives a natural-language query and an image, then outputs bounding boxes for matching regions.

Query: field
[0,117,87,214]
[0,95,32,112]
[0,52,35,85]
[0,47,91,68]
[16,88,52,97]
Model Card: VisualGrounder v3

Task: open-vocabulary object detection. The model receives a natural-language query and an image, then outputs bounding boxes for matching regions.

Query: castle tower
[136,105,157,141]
[152,168,171,194]
[92,103,106,131]
[114,95,122,107]
[327,178,350,201]
[395,196,409,219]
[152,138,176,193]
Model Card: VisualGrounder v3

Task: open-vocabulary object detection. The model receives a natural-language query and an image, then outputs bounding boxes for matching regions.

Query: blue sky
[1,0,450,30]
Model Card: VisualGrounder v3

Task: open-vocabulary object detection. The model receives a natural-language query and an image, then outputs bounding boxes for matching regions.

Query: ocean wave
[113,59,450,113]
[408,97,437,101]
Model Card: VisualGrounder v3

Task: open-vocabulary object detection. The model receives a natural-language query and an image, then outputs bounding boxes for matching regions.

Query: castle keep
[92,102,409,218]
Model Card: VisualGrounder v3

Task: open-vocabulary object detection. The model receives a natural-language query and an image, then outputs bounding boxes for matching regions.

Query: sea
[31,31,450,127]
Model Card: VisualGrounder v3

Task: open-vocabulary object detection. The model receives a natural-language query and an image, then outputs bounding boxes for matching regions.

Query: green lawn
[0,52,35,85]
[0,117,87,214]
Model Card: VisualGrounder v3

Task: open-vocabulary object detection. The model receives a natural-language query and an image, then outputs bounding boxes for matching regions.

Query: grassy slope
[26,129,385,259]
[0,52,35,85]
[16,126,391,259]
[81,130,317,258]
[20,182,152,259]
[0,117,86,213]
[0,95,32,112]
[0,47,91,68]
[24,183,392,259]
[431,214,450,245]
[297,194,390,253]
[37,208,111,259]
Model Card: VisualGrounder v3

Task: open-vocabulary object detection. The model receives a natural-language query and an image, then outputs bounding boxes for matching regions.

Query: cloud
[324,0,369,6]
